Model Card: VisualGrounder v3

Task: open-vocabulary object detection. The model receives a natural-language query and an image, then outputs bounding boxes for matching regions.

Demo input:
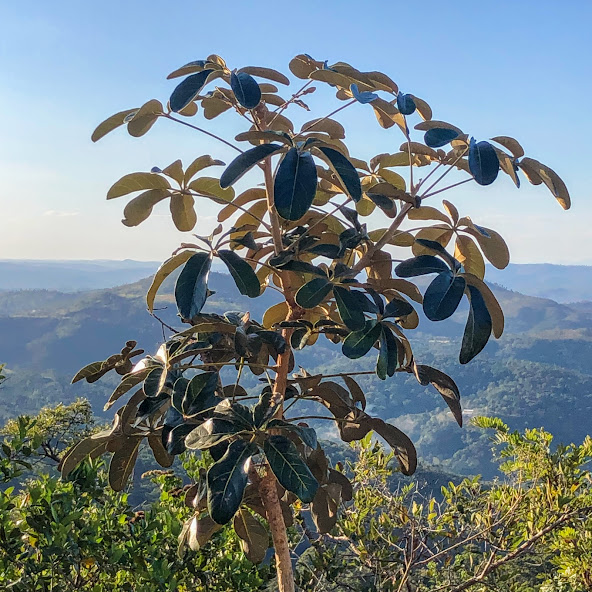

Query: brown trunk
[258,467,295,592]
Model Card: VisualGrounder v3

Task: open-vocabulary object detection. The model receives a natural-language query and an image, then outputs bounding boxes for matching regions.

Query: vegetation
[55,53,571,590]
[1,402,591,591]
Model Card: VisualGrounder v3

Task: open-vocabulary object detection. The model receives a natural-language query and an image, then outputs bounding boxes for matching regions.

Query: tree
[62,54,571,591]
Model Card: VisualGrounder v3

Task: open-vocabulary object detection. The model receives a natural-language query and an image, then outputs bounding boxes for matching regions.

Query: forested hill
[1,269,591,479]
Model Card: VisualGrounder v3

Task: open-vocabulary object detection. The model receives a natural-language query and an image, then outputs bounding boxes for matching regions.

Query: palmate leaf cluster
[63,53,570,562]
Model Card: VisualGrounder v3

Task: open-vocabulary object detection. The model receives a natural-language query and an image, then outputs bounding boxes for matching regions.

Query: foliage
[64,52,570,588]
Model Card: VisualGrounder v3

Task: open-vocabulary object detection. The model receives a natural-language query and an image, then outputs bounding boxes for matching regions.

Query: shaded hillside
[1,271,592,478]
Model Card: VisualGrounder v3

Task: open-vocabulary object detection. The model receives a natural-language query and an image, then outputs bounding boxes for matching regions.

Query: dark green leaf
[207,439,257,524]
[397,93,416,115]
[173,372,218,417]
[233,509,269,564]
[383,297,414,319]
[217,249,260,297]
[252,390,277,428]
[460,285,492,364]
[342,320,381,359]
[333,286,366,331]
[185,418,237,450]
[143,366,165,397]
[424,128,459,148]
[308,243,341,258]
[274,148,318,221]
[315,146,362,202]
[350,83,378,104]
[415,238,459,271]
[255,330,287,354]
[368,418,417,475]
[423,272,466,321]
[175,252,212,320]
[267,419,318,449]
[220,144,284,188]
[414,364,462,427]
[231,72,262,109]
[277,260,326,275]
[469,138,500,186]
[264,435,319,502]
[295,277,333,308]
[170,70,213,112]
[166,424,196,455]
[395,255,449,278]
[376,327,398,380]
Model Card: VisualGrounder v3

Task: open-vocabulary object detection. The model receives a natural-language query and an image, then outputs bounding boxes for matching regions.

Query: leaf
[396,93,416,115]
[220,144,284,188]
[376,327,397,380]
[423,272,466,321]
[105,369,150,410]
[148,434,174,468]
[350,83,377,104]
[187,515,222,551]
[238,66,290,85]
[468,138,499,186]
[274,148,318,221]
[262,301,289,328]
[462,225,509,270]
[231,71,262,109]
[414,120,462,134]
[383,297,414,319]
[289,54,322,79]
[143,366,165,397]
[59,431,112,477]
[295,278,333,309]
[184,155,225,184]
[490,136,524,158]
[455,235,485,279]
[407,206,451,224]
[460,285,492,364]
[174,372,218,417]
[268,419,318,449]
[120,188,170,227]
[315,146,362,202]
[424,128,459,148]
[107,172,170,199]
[234,509,269,563]
[311,486,339,533]
[300,118,345,139]
[170,70,213,113]
[414,364,462,427]
[217,250,261,297]
[146,251,195,312]
[463,273,504,338]
[264,435,319,503]
[170,194,197,231]
[235,130,293,146]
[175,252,212,320]
[127,99,163,137]
[189,177,234,203]
[342,320,381,359]
[108,437,142,491]
[342,375,366,410]
[92,109,138,142]
[395,255,449,278]
[167,59,208,80]
[367,418,417,475]
[518,157,571,210]
[186,418,237,450]
[207,439,256,525]
[333,286,366,331]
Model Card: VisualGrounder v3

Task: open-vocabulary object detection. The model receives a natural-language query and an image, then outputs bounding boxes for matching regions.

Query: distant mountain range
[1,261,591,480]
[2,260,591,302]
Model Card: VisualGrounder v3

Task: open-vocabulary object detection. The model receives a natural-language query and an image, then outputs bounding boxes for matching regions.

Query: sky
[1,0,590,264]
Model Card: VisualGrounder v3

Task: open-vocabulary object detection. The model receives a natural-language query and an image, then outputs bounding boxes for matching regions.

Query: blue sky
[1,0,590,263]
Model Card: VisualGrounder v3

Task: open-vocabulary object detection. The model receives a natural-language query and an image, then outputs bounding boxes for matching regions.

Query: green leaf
[173,372,218,417]
[170,70,213,113]
[423,272,466,321]
[264,435,319,502]
[238,66,290,86]
[108,437,142,491]
[220,144,284,188]
[342,320,381,359]
[274,147,318,221]
[143,366,165,397]
[107,172,170,200]
[175,252,212,320]
[233,509,269,564]
[460,285,492,364]
[207,439,256,524]
[146,251,194,313]
[376,326,398,379]
[189,177,234,203]
[127,99,163,137]
[91,109,138,142]
[382,297,414,319]
[231,71,262,109]
[424,128,459,148]
[333,286,365,331]
[468,138,499,186]
[315,146,362,202]
[295,277,333,309]
[395,255,449,278]
[185,418,237,450]
[367,418,417,475]
[397,92,416,115]
[217,250,261,297]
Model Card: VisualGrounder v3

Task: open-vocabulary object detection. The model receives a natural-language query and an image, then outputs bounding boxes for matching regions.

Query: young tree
[61,54,571,591]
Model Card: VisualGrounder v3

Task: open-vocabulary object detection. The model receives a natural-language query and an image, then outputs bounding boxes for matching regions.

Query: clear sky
[1,0,590,263]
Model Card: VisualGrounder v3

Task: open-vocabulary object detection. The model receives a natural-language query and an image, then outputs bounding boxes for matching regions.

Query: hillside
[1,269,591,479]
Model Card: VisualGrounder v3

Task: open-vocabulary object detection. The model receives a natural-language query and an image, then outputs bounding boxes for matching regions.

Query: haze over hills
[2,260,592,302]
[1,262,592,479]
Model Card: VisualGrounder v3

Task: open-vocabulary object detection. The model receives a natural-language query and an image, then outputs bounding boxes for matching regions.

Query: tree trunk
[258,467,295,592]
